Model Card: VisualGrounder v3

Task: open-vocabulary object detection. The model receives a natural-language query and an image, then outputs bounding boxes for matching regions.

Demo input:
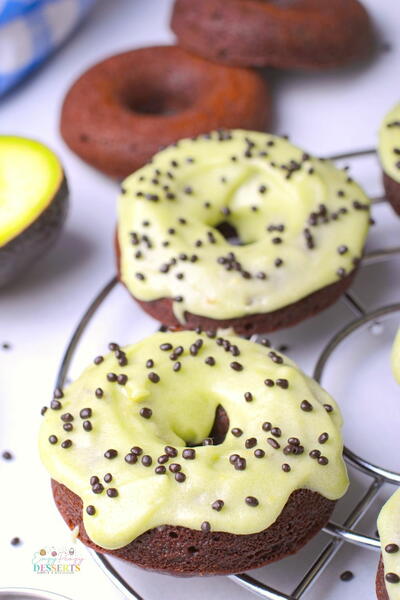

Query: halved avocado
[0,136,68,287]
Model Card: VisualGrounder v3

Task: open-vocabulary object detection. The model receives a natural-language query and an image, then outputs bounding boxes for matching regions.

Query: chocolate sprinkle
[80,408,92,419]
[276,378,289,389]
[245,437,257,449]
[267,438,280,449]
[254,449,265,458]
[92,483,104,494]
[300,400,313,412]
[234,457,247,470]
[230,361,243,371]
[183,449,196,459]
[386,573,400,584]
[104,449,118,459]
[125,453,137,464]
[231,428,243,437]
[245,496,259,506]
[140,407,152,419]
[10,537,21,546]
[169,463,181,473]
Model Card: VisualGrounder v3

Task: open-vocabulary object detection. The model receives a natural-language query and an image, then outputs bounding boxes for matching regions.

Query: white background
[1,1,400,599]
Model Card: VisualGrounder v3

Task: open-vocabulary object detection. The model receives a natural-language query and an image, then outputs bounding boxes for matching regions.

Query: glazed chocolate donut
[376,489,400,600]
[60,46,271,178]
[379,103,400,216]
[171,0,373,70]
[39,331,349,576]
[117,130,370,335]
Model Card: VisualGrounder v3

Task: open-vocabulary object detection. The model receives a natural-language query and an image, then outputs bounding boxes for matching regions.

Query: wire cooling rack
[54,147,400,600]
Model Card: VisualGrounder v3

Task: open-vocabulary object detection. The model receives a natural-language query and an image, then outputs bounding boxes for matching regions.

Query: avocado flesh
[0,136,63,247]
[0,136,68,287]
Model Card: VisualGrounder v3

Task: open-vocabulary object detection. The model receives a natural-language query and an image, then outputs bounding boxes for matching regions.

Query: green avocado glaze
[378,489,400,600]
[39,331,349,550]
[118,130,370,322]
[379,103,400,183]
[392,328,400,384]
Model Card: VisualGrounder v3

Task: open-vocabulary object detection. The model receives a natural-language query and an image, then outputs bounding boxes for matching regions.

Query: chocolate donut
[60,46,271,178]
[379,103,400,216]
[171,0,373,70]
[377,558,390,600]
[39,331,349,576]
[117,130,370,334]
[376,489,400,600]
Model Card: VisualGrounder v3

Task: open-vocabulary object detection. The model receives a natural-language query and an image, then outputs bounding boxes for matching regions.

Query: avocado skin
[0,176,69,288]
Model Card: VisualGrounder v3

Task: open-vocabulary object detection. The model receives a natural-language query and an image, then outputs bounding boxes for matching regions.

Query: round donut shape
[40,331,348,576]
[171,0,373,70]
[60,46,272,178]
[52,480,334,576]
[117,131,370,335]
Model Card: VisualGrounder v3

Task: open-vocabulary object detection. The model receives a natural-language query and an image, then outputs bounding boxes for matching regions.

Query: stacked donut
[60,0,373,177]
[39,122,375,575]
[40,0,400,587]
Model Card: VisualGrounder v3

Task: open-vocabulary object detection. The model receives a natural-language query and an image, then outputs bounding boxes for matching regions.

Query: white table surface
[1,1,400,599]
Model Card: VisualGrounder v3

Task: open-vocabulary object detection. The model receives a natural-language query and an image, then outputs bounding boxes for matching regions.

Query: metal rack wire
[54,147,400,600]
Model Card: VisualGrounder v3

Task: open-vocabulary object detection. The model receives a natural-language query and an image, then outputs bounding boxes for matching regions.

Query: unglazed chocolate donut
[117,130,370,335]
[379,103,400,216]
[60,46,271,178]
[39,331,349,576]
[171,0,373,70]
[376,489,400,600]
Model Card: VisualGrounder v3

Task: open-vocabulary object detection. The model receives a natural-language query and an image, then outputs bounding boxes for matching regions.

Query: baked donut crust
[116,234,357,335]
[376,557,390,600]
[60,46,271,178]
[52,479,335,576]
[171,0,373,70]
[383,173,400,216]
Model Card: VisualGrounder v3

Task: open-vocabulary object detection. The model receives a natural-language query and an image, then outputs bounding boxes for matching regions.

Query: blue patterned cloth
[0,0,96,96]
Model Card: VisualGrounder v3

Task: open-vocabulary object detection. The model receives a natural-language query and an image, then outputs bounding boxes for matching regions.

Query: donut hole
[186,404,229,447]
[215,221,243,246]
[121,86,195,117]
